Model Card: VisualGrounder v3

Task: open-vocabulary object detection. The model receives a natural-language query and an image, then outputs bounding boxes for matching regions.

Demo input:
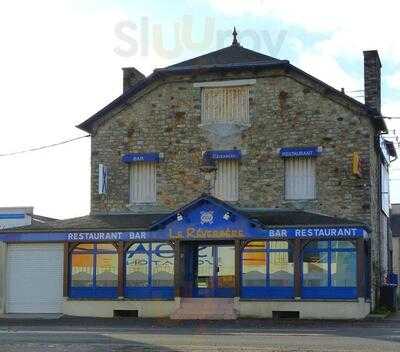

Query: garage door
[6,244,63,313]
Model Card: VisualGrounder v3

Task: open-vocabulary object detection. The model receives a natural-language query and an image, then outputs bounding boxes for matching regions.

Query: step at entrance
[170,298,237,320]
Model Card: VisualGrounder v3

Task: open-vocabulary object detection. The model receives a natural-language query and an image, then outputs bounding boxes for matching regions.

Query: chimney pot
[122,67,145,93]
[363,50,382,114]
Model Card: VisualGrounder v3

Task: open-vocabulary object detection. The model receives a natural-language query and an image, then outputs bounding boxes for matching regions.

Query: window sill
[283,198,318,202]
[239,298,361,302]
[127,202,157,206]
[66,297,175,302]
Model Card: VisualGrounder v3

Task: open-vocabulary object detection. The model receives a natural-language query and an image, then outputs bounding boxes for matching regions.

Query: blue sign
[122,152,159,164]
[0,198,366,243]
[204,150,241,160]
[0,226,365,243]
[279,147,321,157]
[0,213,25,219]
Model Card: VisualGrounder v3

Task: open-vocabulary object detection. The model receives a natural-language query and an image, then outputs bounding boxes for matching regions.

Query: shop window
[70,243,118,298]
[214,159,239,201]
[302,240,357,299]
[242,241,294,298]
[130,162,156,203]
[284,157,316,200]
[125,242,174,299]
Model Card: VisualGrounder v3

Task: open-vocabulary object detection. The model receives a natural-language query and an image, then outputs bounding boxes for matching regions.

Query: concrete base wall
[0,242,6,314]
[63,299,176,318]
[237,298,371,320]
[63,298,371,320]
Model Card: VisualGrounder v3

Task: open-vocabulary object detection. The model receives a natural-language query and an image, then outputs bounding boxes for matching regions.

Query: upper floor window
[284,157,316,200]
[214,159,239,201]
[201,86,250,125]
[130,162,156,203]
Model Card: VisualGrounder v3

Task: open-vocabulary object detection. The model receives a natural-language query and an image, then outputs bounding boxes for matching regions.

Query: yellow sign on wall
[352,152,362,177]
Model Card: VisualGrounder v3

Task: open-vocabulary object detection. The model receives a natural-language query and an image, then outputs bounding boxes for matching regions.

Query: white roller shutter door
[6,244,63,313]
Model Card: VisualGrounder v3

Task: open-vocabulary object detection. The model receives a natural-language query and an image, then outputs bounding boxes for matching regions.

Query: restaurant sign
[0,197,366,242]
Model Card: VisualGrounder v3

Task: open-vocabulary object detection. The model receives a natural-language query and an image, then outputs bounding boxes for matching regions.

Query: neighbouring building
[0,30,398,319]
[0,207,56,314]
[391,204,400,278]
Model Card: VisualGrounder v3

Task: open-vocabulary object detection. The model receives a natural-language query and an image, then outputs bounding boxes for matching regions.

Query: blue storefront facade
[0,196,369,311]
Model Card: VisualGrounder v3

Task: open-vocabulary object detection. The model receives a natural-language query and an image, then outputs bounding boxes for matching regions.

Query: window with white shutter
[129,162,156,203]
[214,159,239,201]
[201,87,250,125]
[284,157,316,200]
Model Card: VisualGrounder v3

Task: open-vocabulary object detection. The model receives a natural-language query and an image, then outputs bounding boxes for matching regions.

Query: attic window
[201,87,249,125]
[198,81,252,126]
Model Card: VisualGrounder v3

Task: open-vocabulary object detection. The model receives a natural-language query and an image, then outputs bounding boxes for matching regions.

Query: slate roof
[242,209,367,228]
[1,213,168,232]
[0,196,369,234]
[166,45,283,69]
[390,214,400,236]
[77,38,386,134]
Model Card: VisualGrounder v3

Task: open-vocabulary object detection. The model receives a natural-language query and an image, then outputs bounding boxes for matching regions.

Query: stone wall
[90,69,377,226]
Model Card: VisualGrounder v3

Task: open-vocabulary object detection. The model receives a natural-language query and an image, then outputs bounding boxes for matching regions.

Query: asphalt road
[0,317,400,351]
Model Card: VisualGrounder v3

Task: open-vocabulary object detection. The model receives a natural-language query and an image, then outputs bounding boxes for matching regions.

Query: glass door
[195,245,235,297]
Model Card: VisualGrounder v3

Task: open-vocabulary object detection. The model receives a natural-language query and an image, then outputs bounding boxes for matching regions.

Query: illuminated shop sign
[279,146,321,157]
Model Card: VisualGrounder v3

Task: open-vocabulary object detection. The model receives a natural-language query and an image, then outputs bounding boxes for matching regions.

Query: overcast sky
[0,0,399,219]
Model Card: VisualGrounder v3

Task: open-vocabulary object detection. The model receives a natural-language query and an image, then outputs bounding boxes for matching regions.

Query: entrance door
[195,245,235,297]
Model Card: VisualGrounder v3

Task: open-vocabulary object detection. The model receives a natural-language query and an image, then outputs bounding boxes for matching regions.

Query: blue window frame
[125,242,174,299]
[70,243,118,298]
[241,241,294,299]
[302,240,357,299]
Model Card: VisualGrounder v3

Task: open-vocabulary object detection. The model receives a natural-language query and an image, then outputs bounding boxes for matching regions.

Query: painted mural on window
[125,242,174,299]
[70,243,118,298]
[241,241,294,298]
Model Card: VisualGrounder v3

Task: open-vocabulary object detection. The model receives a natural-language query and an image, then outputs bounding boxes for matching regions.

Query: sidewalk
[0,313,62,320]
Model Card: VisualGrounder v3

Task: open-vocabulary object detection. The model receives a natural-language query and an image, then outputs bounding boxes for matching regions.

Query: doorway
[192,244,235,298]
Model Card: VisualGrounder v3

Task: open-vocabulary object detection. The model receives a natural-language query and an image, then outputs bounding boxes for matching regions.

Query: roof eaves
[76,72,162,133]
[287,64,387,132]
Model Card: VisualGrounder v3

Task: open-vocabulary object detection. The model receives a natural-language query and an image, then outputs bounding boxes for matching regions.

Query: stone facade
[91,69,378,222]
[86,53,387,306]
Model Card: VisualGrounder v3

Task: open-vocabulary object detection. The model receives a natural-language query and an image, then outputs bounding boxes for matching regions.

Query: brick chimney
[363,50,382,114]
[122,67,145,93]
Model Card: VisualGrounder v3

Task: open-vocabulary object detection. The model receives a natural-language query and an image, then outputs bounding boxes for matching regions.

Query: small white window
[284,157,316,200]
[214,159,239,201]
[130,162,156,203]
[381,164,390,216]
[201,87,249,125]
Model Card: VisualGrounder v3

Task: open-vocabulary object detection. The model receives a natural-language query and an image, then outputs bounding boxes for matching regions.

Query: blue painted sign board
[0,199,366,243]
[279,147,320,157]
[122,152,159,164]
[0,213,25,220]
[204,150,241,160]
